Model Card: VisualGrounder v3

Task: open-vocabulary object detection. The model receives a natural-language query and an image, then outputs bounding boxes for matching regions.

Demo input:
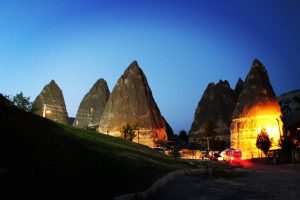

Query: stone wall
[231,115,282,159]
[100,128,167,147]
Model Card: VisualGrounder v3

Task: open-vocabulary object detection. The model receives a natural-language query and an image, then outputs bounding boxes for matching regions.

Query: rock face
[162,116,175,139]
[189,80,237,144]
[32,80,69,124]
[278,90,300,128]
[234,78,244,98]
[98,61,167,147]
[0,94,14,108]
[230,59,283,159]
[231,60,281,119]
[73,79,110,129]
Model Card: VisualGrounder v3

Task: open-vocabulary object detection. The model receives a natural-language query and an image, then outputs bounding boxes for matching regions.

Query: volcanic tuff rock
[0,94,14,108]
[234,78,244,98]
[73,79,110,129]
[189,80,237,143]
[32,80,69,124]
[230,59,282,159]
[278,89,300,128]
[98,61,167,147]
[232,59,280,119]
[162,116,175,139]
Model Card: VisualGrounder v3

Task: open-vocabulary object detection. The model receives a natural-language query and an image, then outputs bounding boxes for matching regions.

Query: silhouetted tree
[210,137,227,152]
[294,96,300,104]
[178,130,188,140]
[177,130,188,148]
[5,92,33,112]
[120,123,137,141]
[256,128,272,156]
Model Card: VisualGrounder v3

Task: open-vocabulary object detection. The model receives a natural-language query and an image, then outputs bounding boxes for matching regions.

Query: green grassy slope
[0,104,190,199]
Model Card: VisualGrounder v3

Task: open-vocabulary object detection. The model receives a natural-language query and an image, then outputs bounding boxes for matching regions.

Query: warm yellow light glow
[231,103,283,159]
[46,110,51,114]
[179,149,202,159]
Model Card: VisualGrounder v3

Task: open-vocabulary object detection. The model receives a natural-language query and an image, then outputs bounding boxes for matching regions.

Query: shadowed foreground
[0,102,190,199]
[120,162,300,200]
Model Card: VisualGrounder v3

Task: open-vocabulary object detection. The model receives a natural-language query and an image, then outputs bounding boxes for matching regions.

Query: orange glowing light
[46,110,51,114]
[231,102,283,159]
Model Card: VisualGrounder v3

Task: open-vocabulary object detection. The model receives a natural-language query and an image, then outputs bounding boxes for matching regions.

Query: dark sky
[0,0,299,132]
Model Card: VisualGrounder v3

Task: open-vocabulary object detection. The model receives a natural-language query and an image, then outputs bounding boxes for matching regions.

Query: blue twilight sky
[0,0,300,132]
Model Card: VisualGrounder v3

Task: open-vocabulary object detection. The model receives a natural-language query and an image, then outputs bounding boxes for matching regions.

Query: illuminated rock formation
[32,80,69,124]
[230,59,283,159]
[189,80,237,144]
[73,79,110,129]
[98,61,167,147]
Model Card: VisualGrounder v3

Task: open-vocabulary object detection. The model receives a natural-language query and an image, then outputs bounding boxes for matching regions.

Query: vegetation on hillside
[0,103,190,199]
[120,123,137,141]
[5,92,33,111]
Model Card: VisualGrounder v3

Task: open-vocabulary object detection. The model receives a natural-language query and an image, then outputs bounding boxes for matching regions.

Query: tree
[120,123,137,141]
[210,137,227,152]
[5,92,33,112]
[177,130,188,148]
[178,130,188,140]
[294,96,300,104]
[256,128,272,156]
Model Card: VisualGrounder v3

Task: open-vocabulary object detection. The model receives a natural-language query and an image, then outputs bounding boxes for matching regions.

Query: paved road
[117,162,300,200]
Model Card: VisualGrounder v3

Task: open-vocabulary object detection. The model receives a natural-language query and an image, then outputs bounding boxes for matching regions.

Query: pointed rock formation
[230,59,283,159]
[73,79,110,129]
[32,80,69,124]
[189,80,237,144]
[0,94,14,108]
[98,61,167,147]
[232,59,281,119]
[162,116,175,139]
[234,78,244,98]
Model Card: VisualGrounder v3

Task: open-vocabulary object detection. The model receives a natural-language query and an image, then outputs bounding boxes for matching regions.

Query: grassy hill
[0,103,190,199]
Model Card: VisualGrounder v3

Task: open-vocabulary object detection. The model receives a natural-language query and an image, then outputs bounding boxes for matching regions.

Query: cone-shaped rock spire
[73,79,110,129]
[189,80,237,144]
[230,59,283,159]
[234,78,244,98]
[232,59,280,118]
[98,61,167,147]
[32,80,69,124]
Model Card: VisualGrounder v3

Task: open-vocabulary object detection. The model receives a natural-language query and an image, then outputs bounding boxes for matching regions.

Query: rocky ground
[116,161,300,200]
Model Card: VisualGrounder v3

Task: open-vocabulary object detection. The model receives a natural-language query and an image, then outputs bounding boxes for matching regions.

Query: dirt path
[116,162,300,200]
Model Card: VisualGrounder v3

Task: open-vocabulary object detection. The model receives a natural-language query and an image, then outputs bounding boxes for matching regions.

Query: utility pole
[207,137,210,153]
